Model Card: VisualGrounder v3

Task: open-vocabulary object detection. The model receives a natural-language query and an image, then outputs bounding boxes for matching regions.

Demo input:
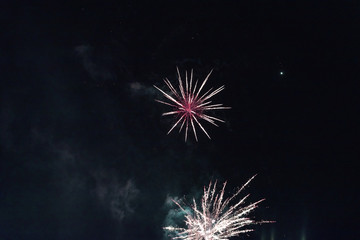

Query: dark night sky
[1,1,359,240]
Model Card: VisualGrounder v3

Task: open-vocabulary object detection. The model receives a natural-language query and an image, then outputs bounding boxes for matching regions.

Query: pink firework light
[154,67,231,141]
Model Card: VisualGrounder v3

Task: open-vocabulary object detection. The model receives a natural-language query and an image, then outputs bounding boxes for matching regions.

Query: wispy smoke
[163,195,192,240]
[94,172,139,222]
[75,44,116,81]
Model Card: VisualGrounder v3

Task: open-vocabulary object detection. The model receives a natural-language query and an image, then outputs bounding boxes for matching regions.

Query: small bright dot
[280,71,284,75]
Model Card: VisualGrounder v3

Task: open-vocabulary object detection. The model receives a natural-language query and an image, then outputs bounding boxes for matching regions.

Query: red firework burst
[154,67,230,141]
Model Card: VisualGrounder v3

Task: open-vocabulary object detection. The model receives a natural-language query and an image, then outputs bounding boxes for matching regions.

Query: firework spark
[154,67,230,141]
[164,175,269,240]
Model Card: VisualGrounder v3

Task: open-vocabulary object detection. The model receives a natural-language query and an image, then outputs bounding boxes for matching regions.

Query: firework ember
[164,175,270,240]
[154,68,230,141]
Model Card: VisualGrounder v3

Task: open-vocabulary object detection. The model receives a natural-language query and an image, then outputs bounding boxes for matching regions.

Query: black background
[1,1,359,240]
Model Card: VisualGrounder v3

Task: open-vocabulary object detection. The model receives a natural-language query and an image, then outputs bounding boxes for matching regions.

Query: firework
[164,175,269,240]
[154,67,230,141]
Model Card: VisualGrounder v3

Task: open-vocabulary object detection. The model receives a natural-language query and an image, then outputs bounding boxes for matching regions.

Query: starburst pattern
[154,67,230,141]
[164,175,269,240]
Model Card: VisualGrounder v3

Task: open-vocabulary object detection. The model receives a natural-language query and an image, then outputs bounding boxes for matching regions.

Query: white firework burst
[164,175,269,240]
[154,67,230,141]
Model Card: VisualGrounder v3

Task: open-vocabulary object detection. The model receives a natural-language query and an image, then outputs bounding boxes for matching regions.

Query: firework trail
[154,67,230,142]
[164,175,269,240]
